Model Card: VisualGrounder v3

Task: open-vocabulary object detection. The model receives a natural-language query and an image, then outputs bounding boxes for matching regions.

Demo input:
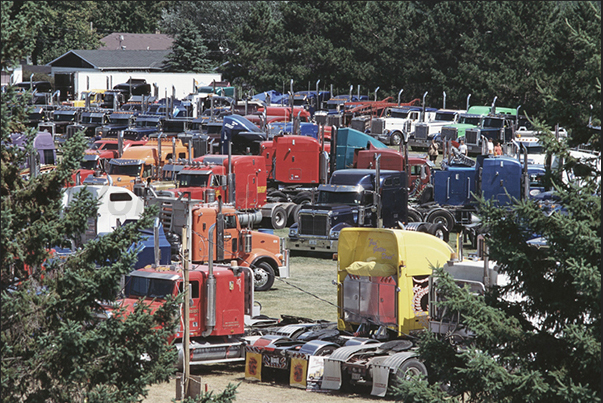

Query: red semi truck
[154,134,331,229]
[352,146,432,198]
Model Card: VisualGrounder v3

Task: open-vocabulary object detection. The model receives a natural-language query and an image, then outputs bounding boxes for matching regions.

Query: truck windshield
[482,118,504,128]
[390,111,410,119]
[54,113,76,122]
[434,112,456,121]
[161,168,178,181]
[107,163,142,176]
[136,120,159,128]
[179,173,209,187]
[81,116,103,124]
[318,191,362,205]
[110,117,130,125]
[126,276,175,299]
[80,160,97,170]
[164,121,186,132]
[459,116,482,125]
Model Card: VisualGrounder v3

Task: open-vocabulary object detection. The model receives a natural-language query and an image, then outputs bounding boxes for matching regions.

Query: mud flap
[320,358,342,390]
[245,346,262,381]
[289,353,309,388]
[370,364,390,397]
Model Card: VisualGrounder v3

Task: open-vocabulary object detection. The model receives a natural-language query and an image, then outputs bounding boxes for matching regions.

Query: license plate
[351,373,362,380]
[309,240,317,245]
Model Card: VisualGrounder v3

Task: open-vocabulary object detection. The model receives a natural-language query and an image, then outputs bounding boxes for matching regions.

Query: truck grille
[465,129,479,145]
[327,114,342,127]
[370,119,384,135]
[414,124,428,140]
[66,125,84,138]
[299,213,329,236]
[441,127,457,142]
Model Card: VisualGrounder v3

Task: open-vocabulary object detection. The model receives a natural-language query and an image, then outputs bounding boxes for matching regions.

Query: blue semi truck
[287,145,544,253]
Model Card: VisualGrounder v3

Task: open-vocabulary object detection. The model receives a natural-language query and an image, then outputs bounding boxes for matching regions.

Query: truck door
[221,214,239,260]
[179,279,201,336]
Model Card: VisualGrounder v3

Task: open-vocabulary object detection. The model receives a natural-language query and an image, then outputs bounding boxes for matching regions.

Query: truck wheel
[253,262,275,292]
[429,223,449,243]
[391,358,428,389]
[268,190,288,202]
[391,132,402,146]
[271,206,288,229]
[288,204,302,226]
[427,209,455,232]
[407,209,422,223]
[293,191,312,204]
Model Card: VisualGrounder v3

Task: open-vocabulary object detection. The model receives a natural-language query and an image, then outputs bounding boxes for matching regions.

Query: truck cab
[104,137,189,191]
[162,155,267,211]
[143,194,290,291]
[70,89,107,108]
[353,148,431,197]
[287,169,408,253]
[66,109,110,138]
[440,105,517,150]
[51,108,81,136]
[123,114,164,140]
[62,184,144,246]
[411,108,465,150]
[370,106,437,146]
[96,111,137,138]
[464,113,517,154]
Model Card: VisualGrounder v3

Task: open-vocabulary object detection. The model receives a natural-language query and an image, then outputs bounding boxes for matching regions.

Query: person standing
[428,138,439,163]
[458,139,468,156]
[487,138,494,155]
[494,141,503,156]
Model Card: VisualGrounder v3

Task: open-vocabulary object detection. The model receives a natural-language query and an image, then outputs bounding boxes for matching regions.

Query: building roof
[46,50,170,71]
[99,33,174,51]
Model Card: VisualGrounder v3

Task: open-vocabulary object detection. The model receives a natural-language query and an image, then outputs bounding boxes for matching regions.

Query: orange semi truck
[86,136,190,191]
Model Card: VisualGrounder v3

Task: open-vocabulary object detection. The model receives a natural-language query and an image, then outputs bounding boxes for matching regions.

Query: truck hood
[162,186,208,200]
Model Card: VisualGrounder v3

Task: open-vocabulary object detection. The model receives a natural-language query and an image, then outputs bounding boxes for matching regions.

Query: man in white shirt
[458,139,468,155]
[487,138,494,155]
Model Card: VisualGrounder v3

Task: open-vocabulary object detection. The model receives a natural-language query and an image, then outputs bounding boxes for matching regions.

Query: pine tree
[393,5,601,402]
[1,18,183,399]
[164,19,214,73]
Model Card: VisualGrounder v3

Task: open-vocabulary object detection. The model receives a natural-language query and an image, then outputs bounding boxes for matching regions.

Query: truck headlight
[329,229,340,239]
[289,226,298,236]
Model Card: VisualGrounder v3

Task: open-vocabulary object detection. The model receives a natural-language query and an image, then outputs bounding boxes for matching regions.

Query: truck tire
[268,190,288,202]
[288,204,302,226]
[391,358,428,389]
[391,131,402,146]
[426,209,455,232]
[407,208,422,223]
[253,262,275,292]
[293,191,312,204]
[429,223,449,243]
[271,206,288,230]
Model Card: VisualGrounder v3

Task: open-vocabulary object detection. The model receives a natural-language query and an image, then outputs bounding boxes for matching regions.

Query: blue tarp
[267,122,322,139]
[251,90,288,105]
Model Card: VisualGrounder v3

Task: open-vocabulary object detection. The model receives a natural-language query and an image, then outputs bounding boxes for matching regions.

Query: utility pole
[181,203,191,399]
